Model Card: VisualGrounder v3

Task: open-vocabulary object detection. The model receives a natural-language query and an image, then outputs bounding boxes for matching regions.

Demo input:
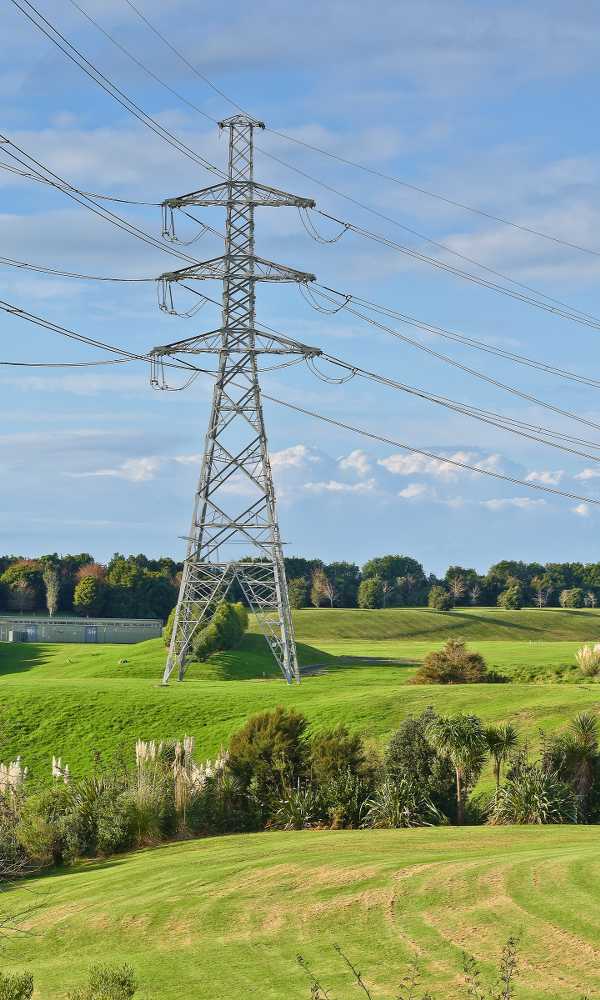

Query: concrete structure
[0,615,162,644]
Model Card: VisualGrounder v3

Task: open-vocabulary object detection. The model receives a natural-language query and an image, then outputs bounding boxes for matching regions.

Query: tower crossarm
[150,328,321,358]
[163,180,315,210]
[159,255,315,284]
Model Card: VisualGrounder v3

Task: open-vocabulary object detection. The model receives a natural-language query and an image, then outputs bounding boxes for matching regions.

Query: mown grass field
[3,827,600,999]
[1,608,600,779]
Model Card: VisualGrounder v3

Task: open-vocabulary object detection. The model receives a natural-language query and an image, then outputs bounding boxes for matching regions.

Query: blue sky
[3,0,600,575]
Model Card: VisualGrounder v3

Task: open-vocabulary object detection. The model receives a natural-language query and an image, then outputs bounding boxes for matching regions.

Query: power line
[0,138,203,265]
[117,0,600,262]
[307,286,600,436]
[0,157,159,206]
[259,391,600,507]
[66,0,219,127]
[9,0,224,177]
[65,0,600,338]
[0,255,154,282]
[314,287,600,391]
[313,210,600,334]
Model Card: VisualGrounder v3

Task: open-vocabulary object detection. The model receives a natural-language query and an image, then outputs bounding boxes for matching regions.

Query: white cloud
[173,453,202,466]
[378,450,503,480]
[338,449,371,477]
[398,482,429,499]
[70,456,162,482]
[270,444,321,470]
[480,497,546,511]
[572,503,591,517]
[575,468,600,480]
[525,469,564,485]
[304,478,376,494]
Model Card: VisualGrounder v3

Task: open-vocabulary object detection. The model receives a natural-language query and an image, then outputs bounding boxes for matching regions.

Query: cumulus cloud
[480,497,546,511]
[270,444,321,470]
[574,468,600,480]
[398,482,430,499]
[378,450,503,479]
[525,469,564,485]
[338,449,371,477]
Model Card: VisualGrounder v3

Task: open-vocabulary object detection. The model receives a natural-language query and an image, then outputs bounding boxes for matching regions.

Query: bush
[272,781,323,830]
[385,709,455,820]
[191,600,248,661]
[362,778,441,828]
[428,585,452,611]
[0,972,33,1000]
[15,785,73,866]
[68,964,136,1000]
[560,587,585,608]
[309,726,366,786]
[228,707,308,812]
[489,763,577,824]
[319,769,374,829]
[413,639,505,684]
[575,643,600,677]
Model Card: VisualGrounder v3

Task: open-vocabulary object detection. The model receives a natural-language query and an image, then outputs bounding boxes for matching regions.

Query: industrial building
[0,615,162,644]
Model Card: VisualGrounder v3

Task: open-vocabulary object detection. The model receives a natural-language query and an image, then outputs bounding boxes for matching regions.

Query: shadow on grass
[0,642,57,677]
[183,634,420,681]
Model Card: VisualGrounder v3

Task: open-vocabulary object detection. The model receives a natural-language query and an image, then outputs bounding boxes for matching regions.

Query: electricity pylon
[152,114,319,685]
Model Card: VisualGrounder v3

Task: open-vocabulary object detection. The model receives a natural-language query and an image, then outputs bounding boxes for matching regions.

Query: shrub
[15,785,73,866]
[575,643,600,677]
[362,778,441,828]
[272,781,323,830]
[68,964,136,1000]
[413,639,504,684]
[560,587,585,608]
[227,707,309,811]
[0,971,33,1000]
[191,600,248,661]
[385,709,455,820]
[309,725,366,785]
[187,770,260,836]
[319,769,374,829]
[489,763,577,824]
[428,585,452,611]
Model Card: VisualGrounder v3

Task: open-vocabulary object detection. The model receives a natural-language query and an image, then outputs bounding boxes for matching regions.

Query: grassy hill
[1,607,600,779]
[3,827,600,999]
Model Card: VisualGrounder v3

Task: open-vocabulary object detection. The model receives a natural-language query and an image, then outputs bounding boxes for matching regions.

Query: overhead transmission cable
[259,391,600,508]
[8,0,224,177]
[0,157,159,206]
[0,137,206,265]
[305,285,600,435]
[118,0,600,261]
[46,0,600,338]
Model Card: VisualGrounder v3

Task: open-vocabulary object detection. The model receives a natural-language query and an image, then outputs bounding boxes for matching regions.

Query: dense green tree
[325,561,360,607]
[309,725,366,785]
[497,580,523,610]
[0,560,44,612]
[543,712,599,821]
[357,577,384,609]
[428,585,452,611]
[73,576,106,617]
[385,709,456,820]
[288,576,309,609]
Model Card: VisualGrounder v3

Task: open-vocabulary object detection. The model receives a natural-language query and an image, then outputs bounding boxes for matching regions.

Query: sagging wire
[157,278,210,317]
[307,355,357,384]
[150,355,202,391]
[298,282,351,315]
[161,205,215,246]
[298,205,349,244]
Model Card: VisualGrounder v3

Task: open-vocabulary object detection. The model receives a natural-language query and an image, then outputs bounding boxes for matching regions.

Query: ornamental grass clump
[575,643,600,677]
[489,762,577,825]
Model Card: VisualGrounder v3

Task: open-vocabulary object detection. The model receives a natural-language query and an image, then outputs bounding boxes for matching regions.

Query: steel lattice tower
[152,115,318,684]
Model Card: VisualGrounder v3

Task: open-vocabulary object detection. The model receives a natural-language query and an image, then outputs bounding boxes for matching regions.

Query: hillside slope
[3,827,600,999]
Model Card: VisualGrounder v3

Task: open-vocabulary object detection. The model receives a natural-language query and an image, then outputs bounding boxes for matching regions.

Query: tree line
[2,552,600,621]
